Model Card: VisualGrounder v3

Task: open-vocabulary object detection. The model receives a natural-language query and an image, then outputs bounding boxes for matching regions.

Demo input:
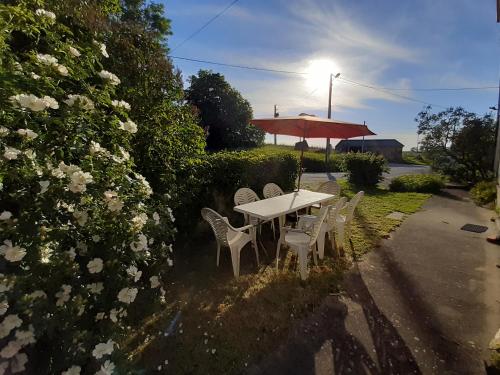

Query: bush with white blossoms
[0,3,175,373]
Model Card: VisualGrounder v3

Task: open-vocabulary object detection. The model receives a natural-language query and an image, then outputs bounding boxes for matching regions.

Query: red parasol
[251,115,376,189]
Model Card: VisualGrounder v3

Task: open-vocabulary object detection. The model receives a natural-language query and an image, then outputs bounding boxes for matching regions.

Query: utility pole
[273,104,279,145]
[493,79,500,179]
[326,73,340,166]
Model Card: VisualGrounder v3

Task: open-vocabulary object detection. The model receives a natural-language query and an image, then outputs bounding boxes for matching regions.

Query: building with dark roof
[335,139,404,162]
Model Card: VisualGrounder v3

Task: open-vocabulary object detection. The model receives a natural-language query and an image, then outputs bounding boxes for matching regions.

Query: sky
[161,0,500,150]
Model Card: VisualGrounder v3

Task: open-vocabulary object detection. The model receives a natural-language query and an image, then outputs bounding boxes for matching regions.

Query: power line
[169,55,307,75]
[171,0,241,52]
[337,77,448,109]
[169,55,498,92]
[169,55,498,108]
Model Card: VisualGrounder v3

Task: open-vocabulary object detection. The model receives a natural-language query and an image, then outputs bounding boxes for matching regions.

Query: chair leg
[252,238,259,266]
[271,219,276,239]
[312,244,318,266]
[317,230,326,260]
[337,222,345,253]
[275,237,282,269]
[298,246,308,280]
[216,243,221,266]
[230,247,240,278]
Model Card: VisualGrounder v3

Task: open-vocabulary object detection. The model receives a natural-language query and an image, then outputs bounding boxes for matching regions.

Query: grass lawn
[126,181,430,374]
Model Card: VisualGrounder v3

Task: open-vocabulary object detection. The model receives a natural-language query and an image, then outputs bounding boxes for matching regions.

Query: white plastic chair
[275,206,329,280]
[234,188,260,226]
[298,196,347,259]
[335,191,364,251]
[263,183,285,237]
[201,208,259,278]
[310,180,341,211]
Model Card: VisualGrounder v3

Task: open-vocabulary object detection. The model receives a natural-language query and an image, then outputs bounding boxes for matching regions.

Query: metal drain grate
[460,224,488,233]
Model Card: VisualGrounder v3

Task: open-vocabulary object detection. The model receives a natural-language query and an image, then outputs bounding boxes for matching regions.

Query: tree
[0,3,175,372]
[186,70,265,150]
[47,0,206,228]
[415,106,496,183]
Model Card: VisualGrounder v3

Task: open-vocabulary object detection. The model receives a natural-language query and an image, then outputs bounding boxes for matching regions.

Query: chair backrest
[263,183,284,199]
[345,191,364,223]
[308,205,330,246]
[327,196,347,225]
[234,188,260,206]
[317,180,341,196]
[201,208,230,247]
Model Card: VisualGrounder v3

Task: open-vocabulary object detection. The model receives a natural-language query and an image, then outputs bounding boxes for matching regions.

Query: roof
[336,139,404,148]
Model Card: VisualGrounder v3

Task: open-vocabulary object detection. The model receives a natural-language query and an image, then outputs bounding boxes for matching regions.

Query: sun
[304,58,341,93]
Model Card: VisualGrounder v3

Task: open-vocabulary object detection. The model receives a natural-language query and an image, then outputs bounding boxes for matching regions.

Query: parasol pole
[296,126,307,191]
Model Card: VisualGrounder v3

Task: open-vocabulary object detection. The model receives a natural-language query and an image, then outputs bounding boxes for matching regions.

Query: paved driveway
[249,190,500,374]
[301,164,431,187]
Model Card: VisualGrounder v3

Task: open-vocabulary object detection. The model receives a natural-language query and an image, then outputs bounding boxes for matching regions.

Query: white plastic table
[234,189,335,254]
[234,189,335,221]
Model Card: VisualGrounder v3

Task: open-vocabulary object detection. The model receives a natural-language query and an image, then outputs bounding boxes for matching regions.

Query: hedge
[389,174,445,193]
[470,180,496,206]
[341,152,388,187]
[174,150,299,234]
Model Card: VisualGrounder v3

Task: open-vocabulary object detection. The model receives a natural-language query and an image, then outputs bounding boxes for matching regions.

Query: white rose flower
[31,72,41,80]
[15,328,36,346]
[126,265,142,282]
[152,212,160,225]
[96,360,115,375]
[0,301,8,316]
[36,53,58,66]
[62,365,81,375]
[92,339,114,359]
[0,127,9,136]
[55,285,71,307]
[131,213,148,231]
[0,211,12,221]
[98,70,120,85]
[16,128,38,139]
[35,8,56,20]
[64,94,94,110]
[39,180,50,194]
[149,276,160,289]
[29,290,47,299]
[167,258,173,267]
[87,258,103,274]
[107,199,124,212]
[111,100,131,110]
[0,340,21,359]
[55,63,69,76]
[92,235,100,243]
[66,247,76,261]
[73,210,88,226]
[87,282,104,294]
[10,352,28,373]
[95,312,105,321]
[130,234,148,252]
[69,171,93,193]
[0,315,22,339]
[118,120,137,134]
[0,240,26,262]
[68,46,81,57]
[117,287,138,304]
[42,96,59,109]
[89,141,106,155]
[93,41,109,58]
[3,146,22,160]
[119,147,130,161]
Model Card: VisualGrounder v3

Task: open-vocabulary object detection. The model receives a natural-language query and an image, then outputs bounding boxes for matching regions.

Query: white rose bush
[0,3,175,373]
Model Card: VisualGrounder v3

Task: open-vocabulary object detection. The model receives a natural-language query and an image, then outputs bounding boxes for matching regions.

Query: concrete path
[248,190,500,374]
[301,163,431,187]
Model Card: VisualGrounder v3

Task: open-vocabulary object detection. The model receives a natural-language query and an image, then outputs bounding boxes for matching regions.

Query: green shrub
[390,174,445,193]
[174,150,299,232]
[341,152,388,187]
[470,181,496,206]
[0,4,174,373]
[255,145,343,172]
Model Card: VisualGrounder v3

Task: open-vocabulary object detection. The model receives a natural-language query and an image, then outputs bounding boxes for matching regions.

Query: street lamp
[326,72,341,166]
